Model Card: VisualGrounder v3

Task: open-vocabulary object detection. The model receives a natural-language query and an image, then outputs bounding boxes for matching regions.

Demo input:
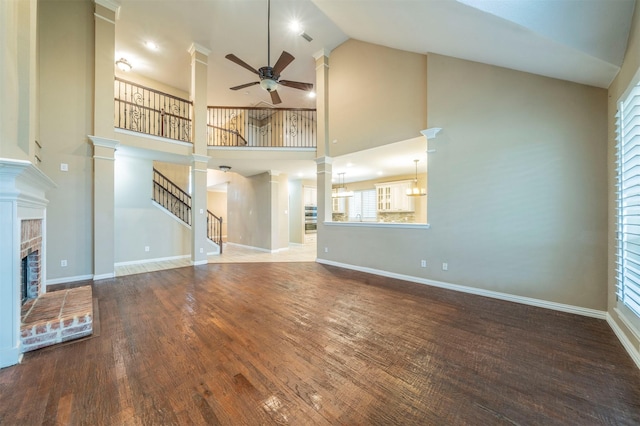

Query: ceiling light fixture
[308,91,316,99]
[115,58,132,72]
[406,159,426,197]
[332,172,354,198]
[219,165,231,173]
[144,41,158,50]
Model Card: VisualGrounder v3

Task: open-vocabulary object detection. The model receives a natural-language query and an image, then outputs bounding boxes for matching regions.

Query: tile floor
[115,237,317,277]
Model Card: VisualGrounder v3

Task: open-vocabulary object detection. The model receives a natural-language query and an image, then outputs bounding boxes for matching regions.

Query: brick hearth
[20,286,93,352]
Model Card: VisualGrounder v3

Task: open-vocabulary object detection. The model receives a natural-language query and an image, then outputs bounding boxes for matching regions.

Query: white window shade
[616,82,640,318]
[348,190,377,220]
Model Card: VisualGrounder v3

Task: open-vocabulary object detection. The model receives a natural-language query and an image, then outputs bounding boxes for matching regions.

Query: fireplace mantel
[0,158,56,368]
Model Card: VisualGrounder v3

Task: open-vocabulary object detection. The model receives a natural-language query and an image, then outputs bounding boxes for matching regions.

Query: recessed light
[145,41,158,50]
[308,91,316,99]
[289,21,303,34]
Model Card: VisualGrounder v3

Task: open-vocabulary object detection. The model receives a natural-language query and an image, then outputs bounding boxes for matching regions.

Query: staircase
[152,168,223,253]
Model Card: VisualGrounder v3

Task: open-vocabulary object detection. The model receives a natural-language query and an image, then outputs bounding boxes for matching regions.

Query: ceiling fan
[225,0,314,105]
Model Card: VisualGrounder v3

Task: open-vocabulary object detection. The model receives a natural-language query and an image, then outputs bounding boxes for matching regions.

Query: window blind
[348,190,377,220]
[617,82,640,318]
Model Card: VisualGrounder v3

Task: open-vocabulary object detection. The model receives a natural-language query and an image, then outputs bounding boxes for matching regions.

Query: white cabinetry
[303,186,317,206]
[332,196,345,213]
[375,181,415,212]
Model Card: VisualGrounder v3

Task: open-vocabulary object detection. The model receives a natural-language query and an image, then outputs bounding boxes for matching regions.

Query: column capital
[313,49,331,60]
[88,135,119,150]
[94,0,120,20]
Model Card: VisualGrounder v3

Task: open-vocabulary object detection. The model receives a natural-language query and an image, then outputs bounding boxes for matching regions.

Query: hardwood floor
[1,262,639,425]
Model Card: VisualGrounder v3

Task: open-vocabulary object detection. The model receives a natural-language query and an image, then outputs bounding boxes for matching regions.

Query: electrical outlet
[145,246,150,252]
[324,247,329,253]
[442,262,448,271]
[61,259,67,267]
[421,260,427,268]
[60,163,68,172]
[199,248,204,253]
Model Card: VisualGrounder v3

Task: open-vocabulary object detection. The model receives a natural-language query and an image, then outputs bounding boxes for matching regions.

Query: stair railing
[152,168,191,225]
[207,211,223,253]
[153,168,224,252]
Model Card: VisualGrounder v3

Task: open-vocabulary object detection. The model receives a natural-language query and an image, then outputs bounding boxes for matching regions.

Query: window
[616,81,640,318]
[348,190,377,221]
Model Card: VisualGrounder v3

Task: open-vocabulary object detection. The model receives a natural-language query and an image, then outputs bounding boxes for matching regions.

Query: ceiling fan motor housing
[259,66,279,91]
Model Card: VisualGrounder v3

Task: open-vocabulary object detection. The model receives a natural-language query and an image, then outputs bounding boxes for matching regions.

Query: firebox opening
[21,256,28,305]
[21,249,39,305]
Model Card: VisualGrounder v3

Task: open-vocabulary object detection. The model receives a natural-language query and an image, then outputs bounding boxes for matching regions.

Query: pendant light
[406,159,426,197]
[332,172,354,198]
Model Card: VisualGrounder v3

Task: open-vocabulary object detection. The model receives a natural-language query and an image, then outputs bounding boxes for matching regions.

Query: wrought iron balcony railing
[115,78,192,143]
[207,107,316,148]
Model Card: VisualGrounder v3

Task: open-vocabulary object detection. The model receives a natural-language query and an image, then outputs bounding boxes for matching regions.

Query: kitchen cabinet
[332,196,345,213]
[375,181,415,212]
[303,186,317,206]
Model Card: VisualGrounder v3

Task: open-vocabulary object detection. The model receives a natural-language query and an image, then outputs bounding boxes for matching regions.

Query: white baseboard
[46,274,94,286]
[316,259,607,319]
[225,242,289,253]
[0,346,20,369]
[191,259,208,266]
[114,254,190,267]
[607,312,640,370]
[93,272,115,281]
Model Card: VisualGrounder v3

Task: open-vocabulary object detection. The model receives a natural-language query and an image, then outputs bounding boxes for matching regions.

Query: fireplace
[0,159,56,368]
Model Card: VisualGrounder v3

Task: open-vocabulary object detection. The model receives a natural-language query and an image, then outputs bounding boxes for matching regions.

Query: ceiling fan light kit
[225,0,314,105]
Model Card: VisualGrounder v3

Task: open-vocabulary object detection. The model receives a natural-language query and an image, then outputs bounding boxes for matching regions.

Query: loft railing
[207,211,223,254]
[207,107,316,148]
[153,168,224,252]
[115,78,193,143]
[153,168,191,225]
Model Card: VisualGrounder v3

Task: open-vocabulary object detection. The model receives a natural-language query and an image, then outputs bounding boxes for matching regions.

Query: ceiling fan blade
[270,90,282,105]
[225,54,259,75]
[230,81,260,91]
[272,51,295,76]
[279,80,314,91]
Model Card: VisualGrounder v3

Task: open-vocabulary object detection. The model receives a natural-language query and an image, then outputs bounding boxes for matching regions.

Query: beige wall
[115,155,191,263]
[207,190,228,239]
[1,0,38,162]
[607,2,640,350]
[38,0,94,280]
[227,172,273,249]
[328,39,427,156]
[154,161,190,193]
[320,53,608,311]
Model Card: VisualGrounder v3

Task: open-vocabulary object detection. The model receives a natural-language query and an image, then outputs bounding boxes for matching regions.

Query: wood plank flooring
[1,262,639,425]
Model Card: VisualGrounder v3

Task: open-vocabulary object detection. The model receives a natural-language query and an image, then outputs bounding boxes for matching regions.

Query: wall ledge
[324,221,430,230]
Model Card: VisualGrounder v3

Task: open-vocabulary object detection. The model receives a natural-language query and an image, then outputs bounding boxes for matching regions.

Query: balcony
[207,107,316,149]
[114,78,316,149]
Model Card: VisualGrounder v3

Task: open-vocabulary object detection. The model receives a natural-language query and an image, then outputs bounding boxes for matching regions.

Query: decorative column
[90,137,118,279]
[191,155,209,265]
[89,0,119,279]
[316,157,332,226]
[313,50,332,228]
[188,43,211,265]
[313,49,330,158]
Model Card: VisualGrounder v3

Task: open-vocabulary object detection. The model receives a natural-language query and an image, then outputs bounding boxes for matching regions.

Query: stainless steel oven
[304,205,317,234]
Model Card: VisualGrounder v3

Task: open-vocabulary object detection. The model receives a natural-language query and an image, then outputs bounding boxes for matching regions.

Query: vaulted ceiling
[113,0,636,181]
[115,0,635,109]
